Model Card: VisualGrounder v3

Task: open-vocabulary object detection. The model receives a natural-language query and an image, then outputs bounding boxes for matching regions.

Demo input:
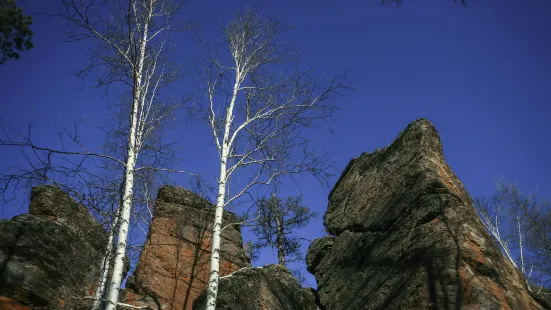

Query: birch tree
[1,2,192,307]
[89,94,178,309]
[0,90,182,309]
[475,179,551,294]
[60,0,190,306]
[197,8,349,309]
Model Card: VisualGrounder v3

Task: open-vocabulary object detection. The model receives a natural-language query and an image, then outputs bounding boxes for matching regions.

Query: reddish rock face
[129,186,250,310]
[307,119,548,310]
[0,296,31,310]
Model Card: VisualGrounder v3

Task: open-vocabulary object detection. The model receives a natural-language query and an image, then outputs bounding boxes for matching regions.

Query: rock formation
[128,186,250,310]
[192,264,317,310]
[2,119,550,310]
[0,185,107,309]
[306,119,549,310]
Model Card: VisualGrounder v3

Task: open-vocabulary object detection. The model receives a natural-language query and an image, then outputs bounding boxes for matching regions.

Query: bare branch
[198,8,350,309]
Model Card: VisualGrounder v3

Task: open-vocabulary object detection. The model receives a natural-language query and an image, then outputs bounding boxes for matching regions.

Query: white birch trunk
[205,80,240,310]
[104,9,150,308]
[104,133,137,310]
[92,210,120,310]
[516,214,532,291]
[517,215,525,275]
[205,169,226,310]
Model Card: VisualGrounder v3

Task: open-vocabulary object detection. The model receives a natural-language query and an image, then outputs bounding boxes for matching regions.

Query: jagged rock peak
[308,118,548,310]
[156,185,212,208]
[28,185,106,249]
[328,118,443,202]
[0,185,107,310]
[324,118,467,236]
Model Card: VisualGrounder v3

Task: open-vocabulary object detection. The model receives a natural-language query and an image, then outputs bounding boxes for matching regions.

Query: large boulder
[192,264,317,310]
[129,186,250,310]
[307,119,548,310]
[0,185,107,309]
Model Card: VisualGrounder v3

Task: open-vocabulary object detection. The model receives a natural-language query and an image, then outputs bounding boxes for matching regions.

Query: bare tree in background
[475,179,551,297]
[252,193,317,266]
[196,8,349,309]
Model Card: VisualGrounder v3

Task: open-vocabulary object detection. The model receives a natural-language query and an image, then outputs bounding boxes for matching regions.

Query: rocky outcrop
[0,185,107,309]
[307,119,548,310]
[5,120,548,310]
[192,264,317,310]
[129,186,249,310]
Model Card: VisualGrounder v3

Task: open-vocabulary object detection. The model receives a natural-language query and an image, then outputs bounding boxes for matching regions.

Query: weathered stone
[307,119,549,310]
[28,185,106,252]
[0,185,107,309]
[305,237,334,275]
[120,288,159,310]
[192,264,317,310]
[130,186,249,310]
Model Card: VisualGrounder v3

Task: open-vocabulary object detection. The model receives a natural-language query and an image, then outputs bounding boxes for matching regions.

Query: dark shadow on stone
[307,119,547,310]
[180,208,210,310]
[0,185,108,309]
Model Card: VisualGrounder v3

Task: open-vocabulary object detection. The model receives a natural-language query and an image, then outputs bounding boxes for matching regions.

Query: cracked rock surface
[307,119,548,310]
[129,186,249,310]
[0,185,107,310]
[192,264,317,310]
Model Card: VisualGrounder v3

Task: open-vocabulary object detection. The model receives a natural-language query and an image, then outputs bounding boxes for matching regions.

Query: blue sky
[1,0,550,288]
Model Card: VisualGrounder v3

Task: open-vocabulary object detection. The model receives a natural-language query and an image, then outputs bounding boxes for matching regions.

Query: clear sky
[1,0,550,288]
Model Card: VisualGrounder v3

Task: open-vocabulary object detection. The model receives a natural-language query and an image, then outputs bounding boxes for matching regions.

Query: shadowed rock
[0,185,107,309]
[128,186,249,310]
[307,119,549,310]
[0,296,31,309]
[192,264,317,310]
